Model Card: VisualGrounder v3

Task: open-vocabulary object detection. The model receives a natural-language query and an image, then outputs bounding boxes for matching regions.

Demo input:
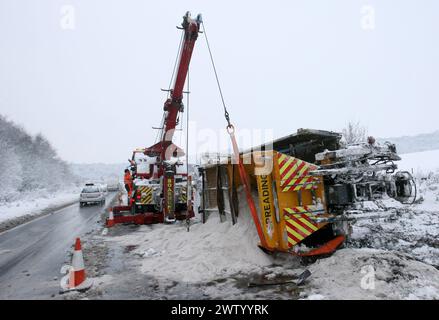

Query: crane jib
[161,14,201,160]
[171,15,200,101]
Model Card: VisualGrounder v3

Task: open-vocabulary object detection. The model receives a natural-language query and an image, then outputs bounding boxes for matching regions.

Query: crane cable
[185,67,191,231]
[201,22,269,250]
[200,22,231,128]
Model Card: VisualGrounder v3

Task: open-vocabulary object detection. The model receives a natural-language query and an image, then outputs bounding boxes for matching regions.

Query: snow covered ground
[304,248,439,300]
[0,187,81,230]
[349,178,439,268]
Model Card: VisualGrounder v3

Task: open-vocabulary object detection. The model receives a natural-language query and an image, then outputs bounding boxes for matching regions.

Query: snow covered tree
[342,121,367,145]
[0,138,23,201]
[0,115,75,200]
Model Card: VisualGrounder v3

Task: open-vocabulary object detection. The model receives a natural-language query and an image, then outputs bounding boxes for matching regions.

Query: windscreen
[82,187,100,193]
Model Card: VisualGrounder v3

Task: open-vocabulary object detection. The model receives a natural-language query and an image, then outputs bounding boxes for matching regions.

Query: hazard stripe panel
[282,176,319,192]
[138,186,154,204]
[283,206,324,247]
[179,187,187,203]
[277,153,318,192]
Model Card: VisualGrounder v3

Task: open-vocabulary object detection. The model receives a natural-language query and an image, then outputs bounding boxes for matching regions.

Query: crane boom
[145,12,202,171]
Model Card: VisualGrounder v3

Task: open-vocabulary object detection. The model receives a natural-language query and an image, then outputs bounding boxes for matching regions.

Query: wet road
[0,192,116,299]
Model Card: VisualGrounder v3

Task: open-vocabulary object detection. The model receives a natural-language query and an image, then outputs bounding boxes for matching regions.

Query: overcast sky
[1,0,438,164]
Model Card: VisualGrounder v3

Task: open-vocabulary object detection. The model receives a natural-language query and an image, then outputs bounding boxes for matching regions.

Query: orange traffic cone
[67,238,92,291]
[106,209,115,228]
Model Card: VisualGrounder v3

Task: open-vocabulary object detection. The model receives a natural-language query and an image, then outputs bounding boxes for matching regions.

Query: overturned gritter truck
[199,128,416,257]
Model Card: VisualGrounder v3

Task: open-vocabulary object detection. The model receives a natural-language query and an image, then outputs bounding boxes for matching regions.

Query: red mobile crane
[109,12,201,226]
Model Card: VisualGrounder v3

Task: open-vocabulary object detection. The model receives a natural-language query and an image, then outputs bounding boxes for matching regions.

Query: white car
[99,183,108,195]
[107,180,120,192]
[80,184,106,207]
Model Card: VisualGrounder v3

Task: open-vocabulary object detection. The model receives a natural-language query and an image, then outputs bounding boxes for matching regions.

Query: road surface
[0,192,116,299]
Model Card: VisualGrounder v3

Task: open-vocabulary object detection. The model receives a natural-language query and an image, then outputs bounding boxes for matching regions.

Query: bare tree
[342,121,367,145]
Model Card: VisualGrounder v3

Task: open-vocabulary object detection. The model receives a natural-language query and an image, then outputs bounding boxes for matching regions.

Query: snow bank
[107,192,272,283]
[0,187,80,225]
[303,248,439,300]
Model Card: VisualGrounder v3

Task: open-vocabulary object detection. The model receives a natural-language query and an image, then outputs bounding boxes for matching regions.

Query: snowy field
[398,149,439,177]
